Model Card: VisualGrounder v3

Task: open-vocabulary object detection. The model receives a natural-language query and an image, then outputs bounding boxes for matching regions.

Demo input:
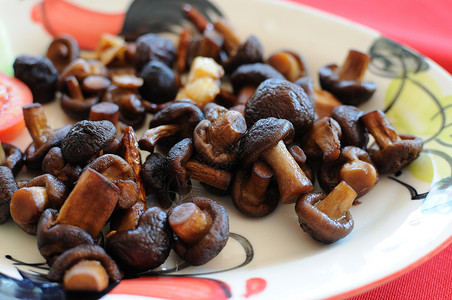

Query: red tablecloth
[285,0,452,299]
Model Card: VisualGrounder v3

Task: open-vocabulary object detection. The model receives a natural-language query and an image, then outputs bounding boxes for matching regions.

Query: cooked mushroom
[318,146,379,198]
[47,244,122,292]
[319,49,377,106]
[288,144,315,183]
[294,76,316,104]
[168,196,229,266]
[138,100,204,153]
[56,168,120,238]
[312,89,342,119]
[331,105,368,148]
[134,33,176,71]
[167,138,233,194]
[295,181,356,243]
[302,117,342,162]
[10,174,67,235]
[193,107,246,167]
[360,110,424,174]
[60,120,117,165]
[267,50,308,82]
[0,142,25,176]
[222,35,264,73]
[138,60,178,103]
[42,147,82,187]
[23,103,72,170]
[244,78,315,138]
[0,166,18,224]
[46,34,80,73]
[232,160,279,218]
[240,117,313,204]
[140,152,173,209]
[37,208,95,266]
[105,207,171,273]
[13,54,58,103]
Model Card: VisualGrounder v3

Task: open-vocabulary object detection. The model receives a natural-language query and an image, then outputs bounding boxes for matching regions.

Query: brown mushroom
[240,117,313,204]
[312,89,342,119]
[319,49,377,106]
[10,174,67,235]
[318,146,379,198]
[360,110,424,174]
[22,103,72,170]
[138,100,204,153]
[168,196,229,266]
[193,106,246,167]
[244,78,315,138]
[37,208,95,266]
[105,207,171,273]
[47,244,122,292]
[294,76,316,104]
[302,117,342,162]
[295,181,356,243]
[331,105,368,148]
[60,120,117,165]
[0,166,18,224]
[232,160,279,218]
[134,33,176,71]
[42,147,82,187]
[0,141,25,176]
[46,34,80,73]
[267,50,308,82]
[167,138,233,194]
[222,35,264,73]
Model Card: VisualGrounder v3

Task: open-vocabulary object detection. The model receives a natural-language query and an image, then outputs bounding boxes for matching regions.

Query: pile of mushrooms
[3,4,424,293]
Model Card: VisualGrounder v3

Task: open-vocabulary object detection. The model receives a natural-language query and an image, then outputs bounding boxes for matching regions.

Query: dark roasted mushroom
[0,166,18,224]
[23,103,72,170]
[318,146,379,198]
[319,49,377,106]
[267,50,308,82]
[244,78,315,138]
[139,100,204,153]
[10,174,67,235]
[312,88,342,119]
[232,160,279,217]
[223,35,263,73]
[302,117,342,162]
[37,208,94,266]
[240,117,313,204]
[134,33,176,71]
[13,54,58,103]
[168,196,229,266]
[47,244,122,292]
[360,110,424,174]
[106,207,171,273]
[42,147,82,187]
[193,107,246,167]
[46,34,80,73]
[0,142,25,176]
[294,76,316,104]
[295,181,356,243]
[331,105,368,148]
[140,152,173,209]
[167,138,232,194]
[138,60,178,103]
[60,120,117,165]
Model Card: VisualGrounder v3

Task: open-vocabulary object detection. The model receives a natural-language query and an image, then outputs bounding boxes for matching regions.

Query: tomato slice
[0,72,33,142]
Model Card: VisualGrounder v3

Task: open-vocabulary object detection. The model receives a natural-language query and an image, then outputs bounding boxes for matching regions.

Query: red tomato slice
[0,72,33,142]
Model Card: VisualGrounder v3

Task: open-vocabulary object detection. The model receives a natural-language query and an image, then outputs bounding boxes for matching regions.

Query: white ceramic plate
[1,0,451,299]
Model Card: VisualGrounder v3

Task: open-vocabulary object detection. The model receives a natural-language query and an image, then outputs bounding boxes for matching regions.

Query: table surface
[285,0,452,299]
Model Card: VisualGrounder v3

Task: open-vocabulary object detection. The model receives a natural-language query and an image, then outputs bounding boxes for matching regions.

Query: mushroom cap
[240,117,295,167]
[223,35,264,73]
[61,120,117,165]
[46,34,80,73]
[1,142,25,176]
[47,244,122,282]
[167,138,194,194]
[368,134,423,174]
[138,60,178,103]
[331,105,368,148]
[319,63,377,106]
[149,100,204,129]
[230,63,285,94]
[244,78,315,137]
[134,33,176,71]
[0,166,18,224]
[37,208,94,266]
[24,174,67,209]
[105,207,171,273]
[169,196,229,266]
[295,192,354,244]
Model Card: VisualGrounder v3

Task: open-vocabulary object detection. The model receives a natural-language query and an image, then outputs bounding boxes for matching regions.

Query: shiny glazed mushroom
[0,141,25,176]
[0,166,18,224]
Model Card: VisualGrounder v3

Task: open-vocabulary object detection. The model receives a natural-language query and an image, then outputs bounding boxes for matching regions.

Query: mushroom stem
[242,161,273,206]
[261,140,313,203]
[185,160,232,191]
[208,110,247,151]
[213,19,241,55]
[177,28,193,74]
[360,110,400,148]
[337,49,371,81]
[139,124,181,152]
[0,142,6,165]
[10,187,48,224]
[182,4,212,32]
[23,103,52,148]
[63,260,109,292]
[236,86,256,105]
[316,181,357,220]
[313,89,342,119]
[169,202,212,244]
[312,117,342,161]
[65,75,84,100]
